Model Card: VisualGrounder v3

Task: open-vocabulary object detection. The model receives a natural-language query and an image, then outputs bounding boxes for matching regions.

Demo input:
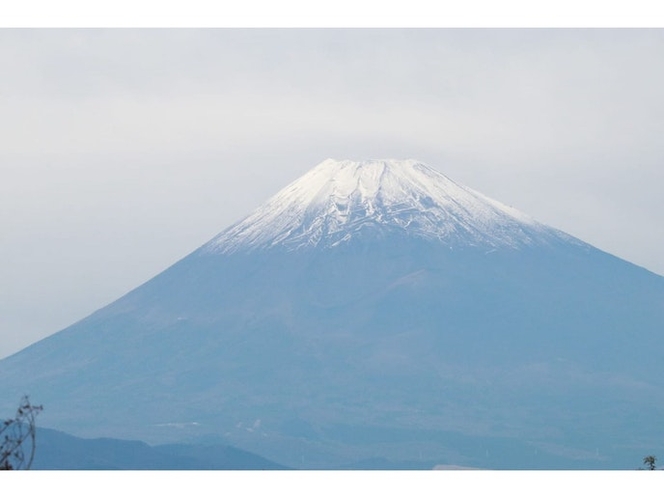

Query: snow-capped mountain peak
[205,159,574,253]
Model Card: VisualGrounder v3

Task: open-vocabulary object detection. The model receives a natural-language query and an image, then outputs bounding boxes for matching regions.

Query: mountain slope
[31,427,290,470]
[1,159,663,469]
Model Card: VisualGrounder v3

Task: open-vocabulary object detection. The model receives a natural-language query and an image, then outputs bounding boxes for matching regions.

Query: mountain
[2,159,664,469]
[31,427,290,470]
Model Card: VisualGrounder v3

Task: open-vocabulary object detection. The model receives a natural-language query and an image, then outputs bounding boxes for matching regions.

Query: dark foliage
[643,455,657,470]
[1,396,43,470]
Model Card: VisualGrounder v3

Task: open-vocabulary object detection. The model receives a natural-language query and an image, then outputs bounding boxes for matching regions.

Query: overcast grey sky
[1,29,663,359]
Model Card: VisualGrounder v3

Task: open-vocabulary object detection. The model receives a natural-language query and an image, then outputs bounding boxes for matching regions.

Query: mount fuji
[2,159,663,469]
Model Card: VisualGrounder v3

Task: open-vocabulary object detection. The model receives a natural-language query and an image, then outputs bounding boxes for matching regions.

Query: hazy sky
[1,28,664,359]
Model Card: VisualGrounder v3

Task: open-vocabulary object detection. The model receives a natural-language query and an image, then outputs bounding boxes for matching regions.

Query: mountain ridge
[31,426,291,470]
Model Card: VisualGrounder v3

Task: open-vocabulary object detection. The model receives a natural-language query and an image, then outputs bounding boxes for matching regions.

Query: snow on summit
[205,159,578,253]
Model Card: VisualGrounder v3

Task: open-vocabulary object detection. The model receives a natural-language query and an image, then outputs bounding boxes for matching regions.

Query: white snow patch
[204,159,582,253]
